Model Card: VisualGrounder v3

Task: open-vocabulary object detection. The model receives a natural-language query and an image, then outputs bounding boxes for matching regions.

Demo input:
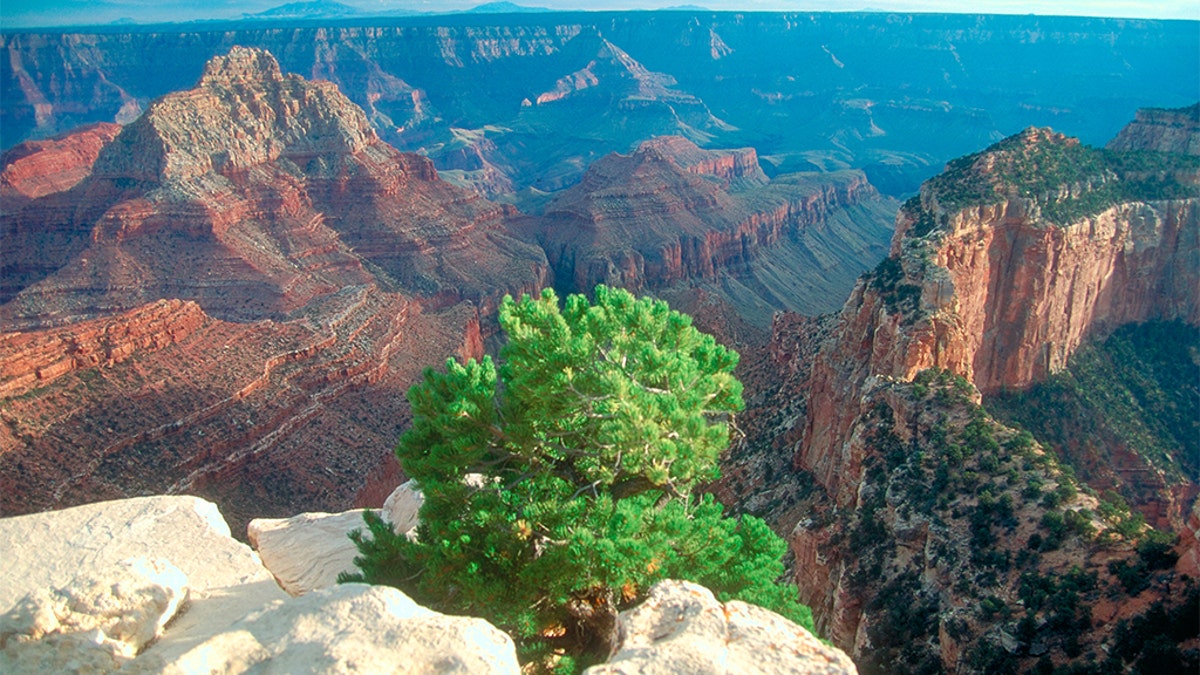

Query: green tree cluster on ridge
[343,286,812,671]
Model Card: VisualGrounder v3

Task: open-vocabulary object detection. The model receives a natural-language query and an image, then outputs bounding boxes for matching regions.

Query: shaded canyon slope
[0,47,548,532]
[3,12,1195,196]
[722,111,1199,673]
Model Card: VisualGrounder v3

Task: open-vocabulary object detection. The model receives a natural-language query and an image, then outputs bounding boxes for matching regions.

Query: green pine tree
[343,286,813,670]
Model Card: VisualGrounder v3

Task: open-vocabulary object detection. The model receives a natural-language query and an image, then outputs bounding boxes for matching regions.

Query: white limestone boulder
[382,479,423,535]
[247,510,371,596]
[158,582,520,675]
[0,496,288,670]
[247,480,424,597]
[587,580,857,675]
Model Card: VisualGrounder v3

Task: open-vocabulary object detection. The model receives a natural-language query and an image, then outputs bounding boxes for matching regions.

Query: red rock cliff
[0,47,549,533]
[796,128,1199,508]
[1106,103,1200,155]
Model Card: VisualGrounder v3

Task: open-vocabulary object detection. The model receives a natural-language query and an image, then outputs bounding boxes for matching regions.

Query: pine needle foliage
[342,286,813,669]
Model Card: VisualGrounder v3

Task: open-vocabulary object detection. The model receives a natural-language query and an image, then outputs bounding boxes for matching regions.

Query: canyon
[0,46,893,537]
[1,13,1197,674]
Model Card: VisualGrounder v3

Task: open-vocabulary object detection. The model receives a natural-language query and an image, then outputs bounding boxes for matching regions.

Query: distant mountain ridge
[2,12,1193,198]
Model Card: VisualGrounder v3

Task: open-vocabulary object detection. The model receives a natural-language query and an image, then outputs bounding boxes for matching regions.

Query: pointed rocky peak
[534,37,691,105]
[594,38,654,80]
[199,45,285,87]
[94,47,376,184]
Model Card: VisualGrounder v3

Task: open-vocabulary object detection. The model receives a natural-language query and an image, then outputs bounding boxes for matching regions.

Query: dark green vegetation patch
[988,320,1200,502]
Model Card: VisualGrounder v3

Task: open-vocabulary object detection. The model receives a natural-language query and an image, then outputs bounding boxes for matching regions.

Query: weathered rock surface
[1,494,861,675]
[0,496,289,670]
[381,479,424,535]
[736,121,1200,672]
[248,510,374,597]
[0,298,205,398]
[0,557,187,671]
[1107,103,1200,155]
[0,494,525,674]
[587,580,856,675]
[157,583,521,675]
[798,127,1199,510]
[2,47,548,325]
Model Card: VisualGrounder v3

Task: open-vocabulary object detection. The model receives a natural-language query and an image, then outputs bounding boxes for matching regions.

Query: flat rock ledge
[1,491,856,674]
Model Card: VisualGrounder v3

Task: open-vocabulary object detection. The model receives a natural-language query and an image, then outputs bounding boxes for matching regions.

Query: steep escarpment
[1107,103,1200,155]
[0,298,204,398]
[533,136,895,325]
[734,123,1200,673]
[0,289,486,534]
[797,128,1199,509]
[0,47,545,532]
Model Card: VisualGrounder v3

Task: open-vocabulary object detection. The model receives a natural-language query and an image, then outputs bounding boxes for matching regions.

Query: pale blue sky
[3,0,1197,28]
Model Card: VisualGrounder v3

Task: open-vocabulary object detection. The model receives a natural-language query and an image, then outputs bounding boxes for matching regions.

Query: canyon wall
[0,48,547,532]
[536,136,895,323]
[1107,103,1200,155]
[797,127,1199,508]
[753,120,1200,672]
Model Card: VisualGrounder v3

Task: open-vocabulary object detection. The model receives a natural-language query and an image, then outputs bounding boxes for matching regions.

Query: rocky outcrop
[587,580,856,675]
[0,495,521,675]
[797,127,1200,508]
[636,135,768,188]
[2,47,548,326]
[1107,103,1200,155]
[94,46,376,184]
[534,136,895,324]
[1,494,858,674]
[0,558,188,672]
[246,481,423,596]
[0,122,121,201]
[753,122,1200,672]
[160,583,521,675]
[0,495,289,671]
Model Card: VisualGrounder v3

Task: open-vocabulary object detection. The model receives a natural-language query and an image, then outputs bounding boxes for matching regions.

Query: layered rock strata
[798,127,1199,509]
[533,136,895,323]
[0,122,122,201]
[1,46,548,326]
[1107,103,1200,155]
